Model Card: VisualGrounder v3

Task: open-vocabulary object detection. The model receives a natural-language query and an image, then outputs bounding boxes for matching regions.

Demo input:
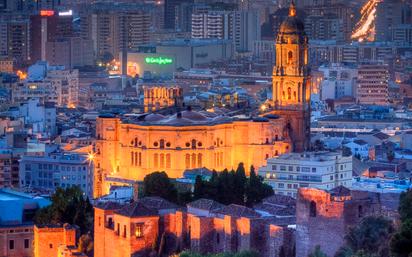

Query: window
[135,223,144,238]
[271,165,277,171]
[310,201,317,217]
[311,168,316,173]
[358,205,363,218]
[288,166,293,171]
[287,51,293,64]
[49,244,53,249]
[287,184,292,189]
[302,167,310,172]
[280,165,286,171]
[185,154,190,169]
[296,166,300,172]
[216,233,220,244]
[9,240,14,250]
[123,225,127,237]
[330,175,333,180]
[24,239,29,249]
[278,183,284,188]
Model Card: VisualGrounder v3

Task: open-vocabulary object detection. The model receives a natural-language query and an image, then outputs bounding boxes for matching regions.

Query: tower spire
[289,0,296,17]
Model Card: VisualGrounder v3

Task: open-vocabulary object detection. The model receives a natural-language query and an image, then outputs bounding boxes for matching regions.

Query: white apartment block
[259,151,352,198]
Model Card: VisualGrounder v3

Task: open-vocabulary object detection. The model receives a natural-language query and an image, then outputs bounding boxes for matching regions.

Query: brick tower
[272,1,310,152]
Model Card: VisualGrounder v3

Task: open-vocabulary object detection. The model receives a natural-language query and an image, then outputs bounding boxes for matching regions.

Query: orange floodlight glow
[40,10,55,17]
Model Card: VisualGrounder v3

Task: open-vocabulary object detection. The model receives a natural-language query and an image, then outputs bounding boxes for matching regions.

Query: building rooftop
[0,189,50,226]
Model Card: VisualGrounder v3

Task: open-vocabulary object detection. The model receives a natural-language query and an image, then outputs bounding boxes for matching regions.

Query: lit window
[135,223,144,238]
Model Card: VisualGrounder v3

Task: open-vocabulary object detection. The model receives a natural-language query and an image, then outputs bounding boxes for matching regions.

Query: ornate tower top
[289,0,296,17]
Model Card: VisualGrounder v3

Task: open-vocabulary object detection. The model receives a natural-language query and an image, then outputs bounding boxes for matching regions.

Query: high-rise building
[45,37,94,69]
[84,3,152,60]
[191,10,260,52]
[0,14,29,67]
[164,0,193,29]
[376,0,411,42]
[270,2,311,152]
[356,63,389,105]
[304,14,344,42]
[29,10,73,63]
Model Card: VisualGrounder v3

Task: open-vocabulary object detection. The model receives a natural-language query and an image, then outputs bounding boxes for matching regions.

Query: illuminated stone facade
[269,1,311,152]
[33,224,79,257]
[93,2,310,197]
[94,111,290,197]
[94,197,294,257]
[296,186,400,257]
[143,86,183,112]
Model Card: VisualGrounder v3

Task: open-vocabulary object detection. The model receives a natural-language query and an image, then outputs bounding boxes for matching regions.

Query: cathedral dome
[279,1,304,35]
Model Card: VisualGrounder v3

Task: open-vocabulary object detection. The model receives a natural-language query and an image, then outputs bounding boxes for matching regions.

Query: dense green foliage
[390,190,412,257]
[193,163,274,206]
[34,186,93,235]
[144,163,273,207]
[143,171,178,203]
[308,245,328,257]
[179,250,259,257]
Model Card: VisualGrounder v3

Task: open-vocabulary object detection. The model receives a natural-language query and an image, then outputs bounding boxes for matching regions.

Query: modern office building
[259,151,353,198]
[356,63,389,105]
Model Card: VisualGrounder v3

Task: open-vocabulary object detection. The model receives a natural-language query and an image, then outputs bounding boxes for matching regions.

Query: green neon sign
[145,57,173,65]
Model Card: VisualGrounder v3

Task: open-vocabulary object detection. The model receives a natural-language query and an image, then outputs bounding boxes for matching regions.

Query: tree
[34,186,93,235]
[390,190,412,257]
[342,216,393,257]
[245,165,274,206]
[193,175,204,200]
[143,171,177,203]
[308,245,328,257]
[234,163,247,204]
[398,190,412,221]
[390,220,412,257]
[78,233,94,257]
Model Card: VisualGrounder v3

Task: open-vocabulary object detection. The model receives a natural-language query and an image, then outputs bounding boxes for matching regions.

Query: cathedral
[93,2,310,197]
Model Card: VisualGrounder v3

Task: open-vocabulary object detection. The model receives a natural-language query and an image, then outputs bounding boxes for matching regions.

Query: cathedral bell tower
[272,1,310,152]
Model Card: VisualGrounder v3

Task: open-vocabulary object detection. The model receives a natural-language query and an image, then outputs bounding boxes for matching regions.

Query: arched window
[192,139,197,149]
[287,87,292,100]
[198,153,202,167]
[154,154,158,169]
[166,154,171,169]
[160,153,164,169]
[287,51,293,64]
[159,139,165,149]
[138,152,142,166]
[185,154,190,169]
[191,153,196,168]
[310,201,317,217]
[131,152,134,165]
